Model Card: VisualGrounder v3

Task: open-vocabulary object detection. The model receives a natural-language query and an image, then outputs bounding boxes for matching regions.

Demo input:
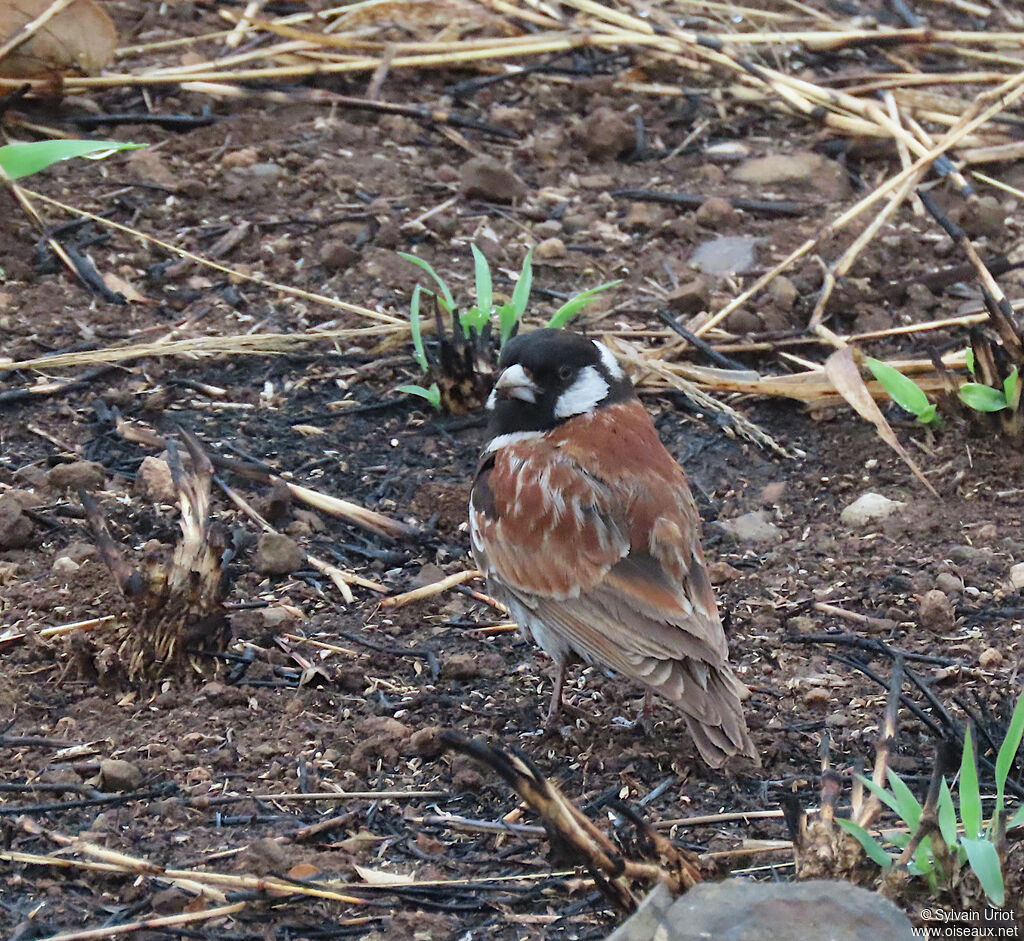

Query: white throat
[483,430,544,453]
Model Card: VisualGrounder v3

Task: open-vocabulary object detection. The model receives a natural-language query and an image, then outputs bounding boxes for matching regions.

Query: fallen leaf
[353,864,415,886]
[824,347,938,497]
[0,0,117,78]
[287,862,321,880]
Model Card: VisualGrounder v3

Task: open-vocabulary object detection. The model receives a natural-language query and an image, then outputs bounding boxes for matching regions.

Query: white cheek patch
[483,430,544,453]
[554,365,609,418]
[594,340,624,380]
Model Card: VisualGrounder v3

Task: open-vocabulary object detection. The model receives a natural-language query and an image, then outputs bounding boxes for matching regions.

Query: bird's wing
[469,438,629,601]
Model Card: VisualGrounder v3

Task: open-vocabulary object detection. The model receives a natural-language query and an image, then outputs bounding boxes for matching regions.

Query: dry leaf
[290,424,325,436]
[353,864,415,886]
[0,0,117,78]
[287,862,321,880]
[102,272,154,305]
[824,347,938,497]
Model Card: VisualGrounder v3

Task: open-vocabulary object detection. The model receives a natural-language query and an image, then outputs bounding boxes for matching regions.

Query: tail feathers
[660,664,760,769]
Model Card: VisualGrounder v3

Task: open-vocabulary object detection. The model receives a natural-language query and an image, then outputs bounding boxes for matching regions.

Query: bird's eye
[557,365,574,381]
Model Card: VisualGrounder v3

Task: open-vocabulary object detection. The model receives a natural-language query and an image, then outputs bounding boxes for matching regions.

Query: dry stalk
[80,433,227,684]
[441,732,701,912]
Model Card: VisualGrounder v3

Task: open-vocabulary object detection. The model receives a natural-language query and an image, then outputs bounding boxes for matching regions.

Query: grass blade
[865,357,931,418]
[886,769,923,830]
[994,693,1024,821]
[398,253,455,312]
[855,773,904,819]
[937,778,958,847]
[470,244,493,320]
[962,838,1005,906]
[960,726,982,839]
[409,285,428,372]
[547,280,621,329]
[836,818,894,868]
[397,383,441,409]
[0,140,141,180]
[511,249,533,320]
[959,383,1007,412]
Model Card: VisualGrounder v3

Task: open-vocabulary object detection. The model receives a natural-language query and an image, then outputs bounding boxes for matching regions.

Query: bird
[468,328,758,768]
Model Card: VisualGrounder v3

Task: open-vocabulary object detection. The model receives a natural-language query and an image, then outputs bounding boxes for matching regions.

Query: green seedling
[398,246,620,411]
[959,367,1019,413]
[0,139,141,180]
[866,357,938,424]
[837,693,1024,907]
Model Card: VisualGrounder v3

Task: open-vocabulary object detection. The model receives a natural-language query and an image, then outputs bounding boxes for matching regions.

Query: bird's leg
[544,660,567,730]
[613,688,655,734]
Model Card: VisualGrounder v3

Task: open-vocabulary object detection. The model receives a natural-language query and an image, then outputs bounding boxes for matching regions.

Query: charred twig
[613,189,806,217]
[441,732,701,912]
[657,312,748,371]
[784,631,960,668]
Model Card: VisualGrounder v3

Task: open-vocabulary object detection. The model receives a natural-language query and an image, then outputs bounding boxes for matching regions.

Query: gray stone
[690,236,760,275]
[254,533,305,575]
[840,492,906,528]
[717,511,782,544]
[0,494,34,549]
[732,152,849,199]
[99,758,143,793]
[48,460,105,492]
[606,879,915,941]
[134,455,176,503]
[460,156,528,202]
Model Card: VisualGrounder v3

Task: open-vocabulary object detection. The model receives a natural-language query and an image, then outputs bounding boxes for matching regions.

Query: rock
[1009,562,1024,591]
[934,572,964,596]
[963,195,1004,238]
[840,492,906,528]
[0,494,34,549]
[769,276,798,310]
[694,196,736,229]
[606,879,915,941]
[134,456,176,503]
[535,237,567,260]
[733,151,849,199]
[319,240,359,271]
[254,533,305,575]
[52,556,80,578]
[241,162,283,181]
[410,725,444,758]
[443,653,482,680]
[708,561,742,584]
[703,141,751,163]
[666,277,710,315]
[979,647,1003,669]
[48,461,105,492]
[351,716,412,765]
[724,308,761,334]
[460,156,528,202]
[803,687,830,708]
[919,589,955,633]
[717,511,782,544]
[222,147,258,169]
[690,236,760,275]
[99,758,142,793]
[623,203,665,230]
[581,106,635,159]
[379,114,422,144]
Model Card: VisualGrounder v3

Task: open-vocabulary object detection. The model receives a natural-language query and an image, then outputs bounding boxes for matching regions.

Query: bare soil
[2,1,1023,938]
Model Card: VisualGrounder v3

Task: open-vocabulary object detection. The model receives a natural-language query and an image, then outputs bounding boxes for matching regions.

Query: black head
[485,328,634,438]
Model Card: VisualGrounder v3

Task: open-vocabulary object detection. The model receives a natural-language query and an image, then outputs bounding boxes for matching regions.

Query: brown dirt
[2,1,1023,938]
